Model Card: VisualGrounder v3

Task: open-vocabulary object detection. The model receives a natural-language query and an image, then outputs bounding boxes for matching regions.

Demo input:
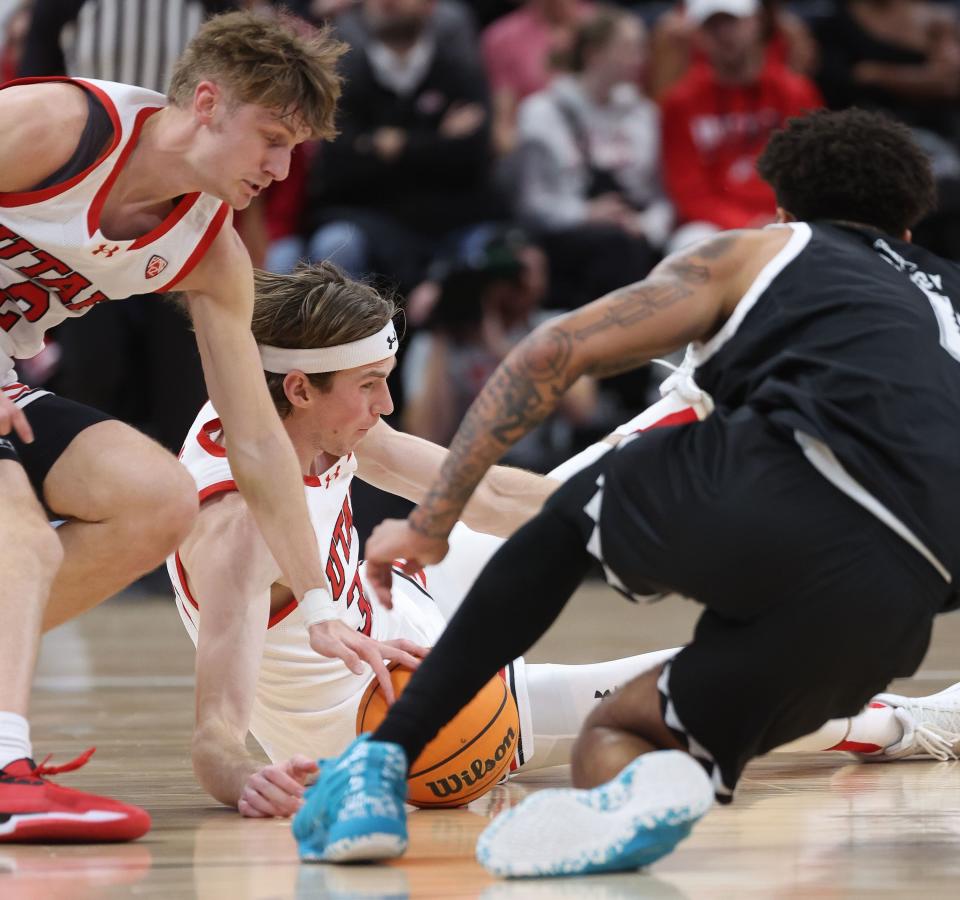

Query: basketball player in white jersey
[0,13,399,843]
[171,262,960,821]
[168,262,680,817]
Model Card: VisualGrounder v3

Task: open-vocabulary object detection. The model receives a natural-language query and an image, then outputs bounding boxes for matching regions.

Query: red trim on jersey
[157,202,229,291]
[86,106,162,237]
[174,551,200,612]
[639,408,700,432]
[196,417,228,458]
[127,192,202,250]
[2,381,31,401]
[198,479,238,504]
[177,594,197,628]
[184,475,307,630]
[0,78,123,207]
[195,419,341,488]
[267,598,299,628]
[176,538,298,630]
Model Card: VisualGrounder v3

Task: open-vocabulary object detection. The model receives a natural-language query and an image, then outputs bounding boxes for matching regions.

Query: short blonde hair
[252,262,398,417]
[168,11,346,140]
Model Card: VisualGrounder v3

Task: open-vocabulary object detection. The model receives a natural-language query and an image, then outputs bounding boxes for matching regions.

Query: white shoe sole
[317,832,407,863]
[476,750,713,878]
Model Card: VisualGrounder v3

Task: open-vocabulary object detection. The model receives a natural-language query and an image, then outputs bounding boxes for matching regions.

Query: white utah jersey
[168,402,447,762]
[0,77,229,372]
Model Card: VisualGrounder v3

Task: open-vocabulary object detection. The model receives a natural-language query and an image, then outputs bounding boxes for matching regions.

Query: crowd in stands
[3,0,960,475]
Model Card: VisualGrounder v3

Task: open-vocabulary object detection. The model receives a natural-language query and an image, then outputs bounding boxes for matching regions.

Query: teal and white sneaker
[476,750,713,878]
[293,735,409,863]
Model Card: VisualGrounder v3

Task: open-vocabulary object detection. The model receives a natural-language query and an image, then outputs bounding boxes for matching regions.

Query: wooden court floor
[4,583,960,898]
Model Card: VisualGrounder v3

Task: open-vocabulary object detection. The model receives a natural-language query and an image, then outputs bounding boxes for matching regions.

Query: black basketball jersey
[690,221,960,587]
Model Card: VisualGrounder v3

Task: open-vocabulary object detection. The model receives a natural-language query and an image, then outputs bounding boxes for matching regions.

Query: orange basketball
[356,664,520,808]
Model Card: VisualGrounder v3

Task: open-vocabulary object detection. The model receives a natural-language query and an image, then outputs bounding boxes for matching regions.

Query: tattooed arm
[363,228,790,601]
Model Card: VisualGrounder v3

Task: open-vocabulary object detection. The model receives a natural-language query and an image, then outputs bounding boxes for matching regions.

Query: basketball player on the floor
[170,262,681,817]
[293,108,960,875]
[0,13,400,843]
[173,263,960,819]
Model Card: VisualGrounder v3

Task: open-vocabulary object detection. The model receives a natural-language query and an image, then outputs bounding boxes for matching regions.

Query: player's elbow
[191,724,241,808]
[521,322,583,387]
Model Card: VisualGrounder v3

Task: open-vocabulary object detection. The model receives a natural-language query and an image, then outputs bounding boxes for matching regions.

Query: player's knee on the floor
[581,666,677,745]
[571,667,681,787]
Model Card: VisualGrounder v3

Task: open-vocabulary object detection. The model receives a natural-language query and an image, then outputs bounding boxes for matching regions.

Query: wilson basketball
[356,664,520,808]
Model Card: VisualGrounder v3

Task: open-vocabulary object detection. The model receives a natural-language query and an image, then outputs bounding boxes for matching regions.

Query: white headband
[259,321,398,374]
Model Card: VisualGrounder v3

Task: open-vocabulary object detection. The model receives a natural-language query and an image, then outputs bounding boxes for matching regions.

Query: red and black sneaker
[0,748,151,842]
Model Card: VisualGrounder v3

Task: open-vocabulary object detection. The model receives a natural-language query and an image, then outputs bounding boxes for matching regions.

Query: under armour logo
[594,689,612,700]
[386,335,396,349]
[92,243,120,258]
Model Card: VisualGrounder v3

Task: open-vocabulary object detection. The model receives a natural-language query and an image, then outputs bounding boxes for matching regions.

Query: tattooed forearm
[410,328,577,538]
[408,232,742,539]
[585,352,652,379]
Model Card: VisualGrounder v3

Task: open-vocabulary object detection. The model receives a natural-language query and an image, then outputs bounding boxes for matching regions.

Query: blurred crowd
[3,0,960,474]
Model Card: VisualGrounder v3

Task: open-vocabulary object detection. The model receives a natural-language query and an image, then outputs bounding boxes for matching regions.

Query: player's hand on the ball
[0,391,32,443]
[237,755,318,818]
[307,620,428,703]
[365,518,449,608]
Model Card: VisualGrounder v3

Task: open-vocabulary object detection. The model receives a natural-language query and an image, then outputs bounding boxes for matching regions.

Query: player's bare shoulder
[181,491,280,587]
[658,227,795,320]
[0,82,91,193]
[176,210,247,299]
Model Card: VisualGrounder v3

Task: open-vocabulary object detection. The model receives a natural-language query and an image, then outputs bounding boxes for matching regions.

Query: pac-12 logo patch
[145,255,168,279]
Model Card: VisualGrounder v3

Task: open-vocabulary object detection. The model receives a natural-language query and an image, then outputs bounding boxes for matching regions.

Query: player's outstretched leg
[293,735,408,862]
[475,749,713,877]
[477,665,713,877]
[858,682,960,761]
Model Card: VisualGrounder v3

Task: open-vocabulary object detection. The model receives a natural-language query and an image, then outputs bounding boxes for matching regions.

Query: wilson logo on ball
[425,727,516,799]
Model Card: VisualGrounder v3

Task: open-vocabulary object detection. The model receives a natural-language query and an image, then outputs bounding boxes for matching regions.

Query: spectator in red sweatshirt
[660,0,820,251]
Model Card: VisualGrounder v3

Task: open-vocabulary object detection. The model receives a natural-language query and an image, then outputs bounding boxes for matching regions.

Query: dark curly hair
[757,108,936,236]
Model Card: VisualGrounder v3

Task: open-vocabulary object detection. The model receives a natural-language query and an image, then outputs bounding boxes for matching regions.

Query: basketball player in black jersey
[294,108,960,875]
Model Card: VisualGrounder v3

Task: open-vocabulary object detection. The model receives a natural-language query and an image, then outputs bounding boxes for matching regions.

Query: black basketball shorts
[545,405,951,800]
[2,380,112,502]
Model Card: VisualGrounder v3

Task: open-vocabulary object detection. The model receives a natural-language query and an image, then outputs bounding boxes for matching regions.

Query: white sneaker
[475,750,713,878]
[864,682,960,761]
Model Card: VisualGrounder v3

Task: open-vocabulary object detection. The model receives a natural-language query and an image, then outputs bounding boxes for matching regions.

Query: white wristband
[300,587,338,627]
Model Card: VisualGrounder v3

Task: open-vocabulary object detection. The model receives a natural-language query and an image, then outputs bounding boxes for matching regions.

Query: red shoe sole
[0,808,151,843]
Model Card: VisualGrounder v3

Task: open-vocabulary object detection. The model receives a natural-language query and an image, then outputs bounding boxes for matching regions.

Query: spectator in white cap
[647,0,817,100]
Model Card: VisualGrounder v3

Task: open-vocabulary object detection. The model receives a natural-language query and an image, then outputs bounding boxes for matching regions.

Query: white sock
[0,711,32,769]
[518,648,681,772]
[775,705,904,753]
[839,705,904,752]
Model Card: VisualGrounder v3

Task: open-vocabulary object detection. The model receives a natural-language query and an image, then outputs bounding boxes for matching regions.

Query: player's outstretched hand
[307,619,428,703]
[0,391,32,443]
[238,755,318,818]
[364,518,450,609]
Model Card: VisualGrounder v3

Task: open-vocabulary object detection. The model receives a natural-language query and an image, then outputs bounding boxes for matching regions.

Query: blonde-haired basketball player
[0,12,394,842]
[171,262,686,817]
[171,262,958,820]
